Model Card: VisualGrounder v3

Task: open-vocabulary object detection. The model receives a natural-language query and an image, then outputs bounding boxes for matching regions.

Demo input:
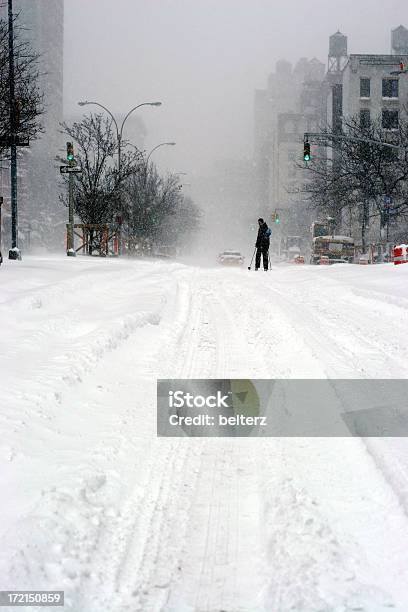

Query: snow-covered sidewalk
[1,255,408,611]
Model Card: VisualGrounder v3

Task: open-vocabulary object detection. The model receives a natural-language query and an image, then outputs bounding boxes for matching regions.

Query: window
[360,77,371,98]
[382,109,399,129]
[329,243,343,253]
[360,109,371,128]
[382,78,399,98]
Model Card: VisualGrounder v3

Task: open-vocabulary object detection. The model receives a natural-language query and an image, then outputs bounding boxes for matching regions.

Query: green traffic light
[304,154,310,161]
[66,142,74,162]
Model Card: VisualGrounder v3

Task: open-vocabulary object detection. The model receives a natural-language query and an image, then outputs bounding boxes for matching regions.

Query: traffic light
[390,61,407,75]
[275,212,280,224]
[303,140,311,162]
[66,141,74,163]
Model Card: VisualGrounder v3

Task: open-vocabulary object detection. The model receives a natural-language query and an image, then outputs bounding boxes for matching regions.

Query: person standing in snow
[255,218,271,271]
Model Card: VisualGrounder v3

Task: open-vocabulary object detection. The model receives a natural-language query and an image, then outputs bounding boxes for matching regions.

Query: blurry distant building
[190,158,255,253]
[117,115,147,152]
[254,25,408,239]
[0,0,64,251]
[254,56,326,231]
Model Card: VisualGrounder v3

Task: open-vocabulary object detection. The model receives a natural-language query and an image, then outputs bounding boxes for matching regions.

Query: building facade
[341,54,408,127]
[1,0,64,250]
[254,57,326,235]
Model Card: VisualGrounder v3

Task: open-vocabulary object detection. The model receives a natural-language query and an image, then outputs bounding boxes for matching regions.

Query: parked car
[153,245,178,258]
[217,250,245,266]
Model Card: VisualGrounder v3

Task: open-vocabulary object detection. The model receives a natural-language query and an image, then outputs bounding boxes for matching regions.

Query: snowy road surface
[1,256,408,611]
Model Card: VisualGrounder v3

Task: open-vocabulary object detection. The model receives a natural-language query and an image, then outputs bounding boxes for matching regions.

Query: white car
[217,250,245,266]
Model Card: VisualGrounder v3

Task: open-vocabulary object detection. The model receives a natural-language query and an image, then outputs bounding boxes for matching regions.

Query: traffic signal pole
[67,173,75,256]
[0,196,3,254]
[8,0,20,260]
[304,131,405,153]
[65,142,76,256]
[304,131,407,250]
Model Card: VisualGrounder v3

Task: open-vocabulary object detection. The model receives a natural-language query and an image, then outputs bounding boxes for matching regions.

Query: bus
[311,235,355,265]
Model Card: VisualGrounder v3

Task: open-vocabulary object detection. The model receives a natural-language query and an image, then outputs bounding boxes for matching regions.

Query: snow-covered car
[217,250,245,266]
[153,245,178,258]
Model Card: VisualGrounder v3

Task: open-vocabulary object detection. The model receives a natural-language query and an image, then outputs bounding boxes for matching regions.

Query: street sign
[60,165,82,174]
[0,137,30,147]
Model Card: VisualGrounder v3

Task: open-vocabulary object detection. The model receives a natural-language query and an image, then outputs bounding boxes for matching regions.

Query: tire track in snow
[81,272,210,610]
[163,272,265,612]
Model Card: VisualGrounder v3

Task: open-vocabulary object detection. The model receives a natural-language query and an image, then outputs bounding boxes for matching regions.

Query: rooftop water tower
[328,31,348,74]
[391,25,408,55]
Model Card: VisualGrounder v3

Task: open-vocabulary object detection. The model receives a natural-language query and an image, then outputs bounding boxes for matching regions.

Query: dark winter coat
[256,222,270,248]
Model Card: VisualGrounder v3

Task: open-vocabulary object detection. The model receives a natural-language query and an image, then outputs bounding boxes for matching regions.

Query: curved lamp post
[146,141,176,167]
[77,100,162,174]
[144,142,176,186]
[77,100,161,255]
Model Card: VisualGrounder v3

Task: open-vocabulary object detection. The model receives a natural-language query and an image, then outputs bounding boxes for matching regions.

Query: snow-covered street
[2,256,408,611]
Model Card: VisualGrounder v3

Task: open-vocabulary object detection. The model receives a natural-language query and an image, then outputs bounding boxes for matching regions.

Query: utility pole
[8,0,19,260]
[61,142,81,256]
[67,141,75,256]
[67,172,75,256]
[0,196,3,256]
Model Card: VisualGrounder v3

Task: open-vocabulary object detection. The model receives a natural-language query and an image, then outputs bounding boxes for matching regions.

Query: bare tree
[301,115,408,250]
[61,113,142,223]
[0,14,44,152]
[159,193,201,250]
[61,113,200,255]
[124,162,200,253]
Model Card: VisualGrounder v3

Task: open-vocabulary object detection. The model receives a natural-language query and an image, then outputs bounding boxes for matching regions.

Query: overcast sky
[64,0,407,176]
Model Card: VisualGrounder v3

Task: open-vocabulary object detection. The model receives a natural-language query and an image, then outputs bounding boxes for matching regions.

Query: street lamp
[77,100,162,174]
[141,142,176,254]
[77,100,161,255]
[146,142,176,168]
[144,142,176,186]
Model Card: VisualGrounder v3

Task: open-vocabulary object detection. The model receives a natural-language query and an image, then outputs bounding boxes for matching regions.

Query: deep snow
[1,256,408,611]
